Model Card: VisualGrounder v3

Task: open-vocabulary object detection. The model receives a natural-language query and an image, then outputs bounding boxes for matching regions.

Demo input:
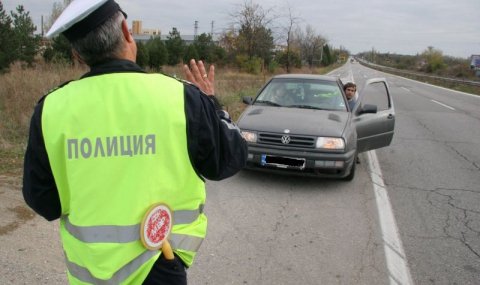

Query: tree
[51,34,73,63]
[276,49,301,70]
[44,0,73,34]
[43,0,74,64]
[165,27,185,66]
[227,0,276,62]
[277,4,303,73]
[146,36,168,71]
[422,46,446,73]
[135,41,149,69]
[10,5,41,66]
[212,45,227,67]
[183,44,199,64]
[0,2,15,72]
[194,33,215,63]
[321,44,333,66]
[296,25,326,69]
[218,29,238,66]
[42,46,55,63]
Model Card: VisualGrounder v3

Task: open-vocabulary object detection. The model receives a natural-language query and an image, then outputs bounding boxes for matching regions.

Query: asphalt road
[346,62,480,284]
[1,62,478,285]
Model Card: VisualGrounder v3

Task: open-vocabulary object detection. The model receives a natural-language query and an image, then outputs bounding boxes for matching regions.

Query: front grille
[258,132,316,148]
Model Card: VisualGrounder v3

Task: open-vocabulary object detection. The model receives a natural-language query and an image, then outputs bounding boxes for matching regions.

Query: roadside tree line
[358,46,477,80]
[1,0,347,74]
[0,1,41,72]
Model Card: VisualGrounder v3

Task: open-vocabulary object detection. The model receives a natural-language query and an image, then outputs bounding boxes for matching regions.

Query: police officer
[22,0,248,284]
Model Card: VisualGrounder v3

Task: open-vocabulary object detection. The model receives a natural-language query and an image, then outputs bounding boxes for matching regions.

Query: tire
[342,159,356,181]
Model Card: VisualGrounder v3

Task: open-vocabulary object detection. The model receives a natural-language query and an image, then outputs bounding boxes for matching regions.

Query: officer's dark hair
[343,82,356,91]
[72,11,126,67]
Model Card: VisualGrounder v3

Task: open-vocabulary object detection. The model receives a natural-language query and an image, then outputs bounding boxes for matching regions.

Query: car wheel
[342,159,356,181]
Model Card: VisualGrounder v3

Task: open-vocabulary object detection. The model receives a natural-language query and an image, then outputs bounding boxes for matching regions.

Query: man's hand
[183,59,215,95]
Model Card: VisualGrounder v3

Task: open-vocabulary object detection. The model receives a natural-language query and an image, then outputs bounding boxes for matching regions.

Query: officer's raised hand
[183,59,215,95]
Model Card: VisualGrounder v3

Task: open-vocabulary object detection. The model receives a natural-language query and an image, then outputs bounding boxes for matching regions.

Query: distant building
[130,20,161,36]
[141,29,161,36]
[129,20,222,45]
[273,44,287,53]
[133,34,221,45]
[132,21,142,35]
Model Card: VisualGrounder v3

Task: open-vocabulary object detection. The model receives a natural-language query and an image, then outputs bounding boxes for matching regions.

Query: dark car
[237,74,395,180]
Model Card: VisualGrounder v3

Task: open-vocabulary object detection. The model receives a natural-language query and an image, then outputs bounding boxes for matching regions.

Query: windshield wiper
[254,100,282,107]
[289,104,325,110]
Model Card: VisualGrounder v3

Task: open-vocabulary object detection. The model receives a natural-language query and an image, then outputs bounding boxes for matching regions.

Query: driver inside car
[271,85,294,105]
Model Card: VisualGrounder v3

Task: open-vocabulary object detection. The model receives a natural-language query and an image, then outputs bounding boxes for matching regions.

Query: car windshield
[253,78,348,111]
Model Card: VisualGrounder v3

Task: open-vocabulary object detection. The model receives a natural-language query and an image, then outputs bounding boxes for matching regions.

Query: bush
[268,60,279,74]
[43,46,55,63]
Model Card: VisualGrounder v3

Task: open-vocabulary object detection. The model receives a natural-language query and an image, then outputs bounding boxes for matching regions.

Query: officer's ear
[72,49,86,65]
[121,20,134,44]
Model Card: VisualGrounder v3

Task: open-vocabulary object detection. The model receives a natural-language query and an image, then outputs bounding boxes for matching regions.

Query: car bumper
[244,144,356,178]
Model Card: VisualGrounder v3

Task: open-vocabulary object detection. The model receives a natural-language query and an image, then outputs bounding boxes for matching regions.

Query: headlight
[242,131,257,143]
[316,137,345,150]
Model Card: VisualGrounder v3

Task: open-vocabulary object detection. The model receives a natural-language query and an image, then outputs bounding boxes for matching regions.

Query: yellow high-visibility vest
[41,72,206,284]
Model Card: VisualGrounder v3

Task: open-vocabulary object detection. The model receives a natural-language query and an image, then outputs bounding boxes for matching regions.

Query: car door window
[360,82,391,111]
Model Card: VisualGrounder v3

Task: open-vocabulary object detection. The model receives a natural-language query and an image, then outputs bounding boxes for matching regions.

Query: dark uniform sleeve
[184,86,248,181]
[22,100,62,221]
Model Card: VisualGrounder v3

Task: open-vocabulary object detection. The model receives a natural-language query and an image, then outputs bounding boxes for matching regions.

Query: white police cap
[46,0,126,42]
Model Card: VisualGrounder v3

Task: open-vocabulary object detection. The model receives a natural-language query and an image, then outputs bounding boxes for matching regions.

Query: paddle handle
[161,239,175,260]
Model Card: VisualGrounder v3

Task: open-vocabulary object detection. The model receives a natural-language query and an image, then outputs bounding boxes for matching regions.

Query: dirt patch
[0,205,36,236]
[0,183,68,284]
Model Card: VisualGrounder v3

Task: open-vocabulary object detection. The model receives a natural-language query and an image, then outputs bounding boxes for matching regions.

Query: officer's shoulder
[166,75,222,109]
[154,73,203,93]
[171,76,203,93]
[37,80,75,104]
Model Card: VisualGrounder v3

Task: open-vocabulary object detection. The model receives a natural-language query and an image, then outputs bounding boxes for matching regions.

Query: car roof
[272,74,339,82]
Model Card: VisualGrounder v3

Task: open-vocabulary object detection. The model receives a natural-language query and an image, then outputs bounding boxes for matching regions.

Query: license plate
[261,154,306,169]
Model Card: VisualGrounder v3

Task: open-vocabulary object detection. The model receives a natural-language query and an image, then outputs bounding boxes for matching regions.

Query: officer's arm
[22,102,61,221]
[185,87,248,181]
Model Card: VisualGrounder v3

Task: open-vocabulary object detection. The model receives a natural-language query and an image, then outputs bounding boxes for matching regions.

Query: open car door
[352,78,395,153]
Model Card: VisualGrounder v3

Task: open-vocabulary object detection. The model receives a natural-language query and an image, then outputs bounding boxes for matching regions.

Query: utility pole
[194,21,198,39]
[211,21,214,36]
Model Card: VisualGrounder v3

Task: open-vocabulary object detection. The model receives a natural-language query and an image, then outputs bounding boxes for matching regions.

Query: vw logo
[281,135,291,144]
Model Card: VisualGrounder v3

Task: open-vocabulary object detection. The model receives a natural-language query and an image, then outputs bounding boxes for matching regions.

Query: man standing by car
[22,0,248,284]
[344,82,357,111]
[343,82,360,164]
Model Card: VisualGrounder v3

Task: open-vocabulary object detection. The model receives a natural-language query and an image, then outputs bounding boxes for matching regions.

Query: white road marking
[431,100,455,110]
[401,87,410,92]
[367,151,414,285]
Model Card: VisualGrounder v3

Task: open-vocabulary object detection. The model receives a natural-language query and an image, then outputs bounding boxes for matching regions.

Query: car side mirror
[358,104,377,114]
[243,96,253,105]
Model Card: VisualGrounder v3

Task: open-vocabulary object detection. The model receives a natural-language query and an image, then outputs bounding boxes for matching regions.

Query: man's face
[345,87,356,100]
[275,87,286,99]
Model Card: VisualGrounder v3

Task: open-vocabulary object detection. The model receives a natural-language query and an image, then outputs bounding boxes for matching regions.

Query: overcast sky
[2,0,479,58]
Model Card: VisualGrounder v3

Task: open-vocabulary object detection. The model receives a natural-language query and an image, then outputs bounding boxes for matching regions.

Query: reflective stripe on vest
[65,234,204,284]
[63,205,204,243]
[66,249,158,285]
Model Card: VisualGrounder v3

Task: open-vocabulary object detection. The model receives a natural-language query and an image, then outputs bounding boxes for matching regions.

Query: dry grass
[0,62,88,179]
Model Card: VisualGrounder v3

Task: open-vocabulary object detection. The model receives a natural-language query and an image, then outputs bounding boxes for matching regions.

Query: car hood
[237,106,350,137]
